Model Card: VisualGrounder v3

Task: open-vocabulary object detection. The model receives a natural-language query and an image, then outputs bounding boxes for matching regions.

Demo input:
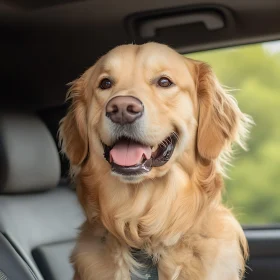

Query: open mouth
[103,134,177,176]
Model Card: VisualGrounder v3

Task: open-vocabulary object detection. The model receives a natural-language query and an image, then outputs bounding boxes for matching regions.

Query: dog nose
[106,96,144,124]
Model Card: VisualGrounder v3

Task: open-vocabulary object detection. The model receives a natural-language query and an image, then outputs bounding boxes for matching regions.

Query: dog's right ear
[59,75,89,167]
[194,61,250,160]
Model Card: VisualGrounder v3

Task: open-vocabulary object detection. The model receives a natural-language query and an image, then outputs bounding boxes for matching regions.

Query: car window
[187,41,280,225]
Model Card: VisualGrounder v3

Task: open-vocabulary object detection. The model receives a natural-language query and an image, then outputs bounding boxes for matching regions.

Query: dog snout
[106,96,144,124]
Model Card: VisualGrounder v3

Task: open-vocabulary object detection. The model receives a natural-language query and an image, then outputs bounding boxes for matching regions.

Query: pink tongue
[110,139,152,166]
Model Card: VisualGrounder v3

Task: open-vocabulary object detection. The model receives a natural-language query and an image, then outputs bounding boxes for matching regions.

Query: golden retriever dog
[59,42,252,280]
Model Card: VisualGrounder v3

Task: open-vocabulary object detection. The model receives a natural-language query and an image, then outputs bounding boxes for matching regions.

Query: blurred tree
[187,43,280,225]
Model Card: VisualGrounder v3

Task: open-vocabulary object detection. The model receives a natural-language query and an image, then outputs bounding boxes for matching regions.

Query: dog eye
[157,77,173,88]
[99,78,113,90]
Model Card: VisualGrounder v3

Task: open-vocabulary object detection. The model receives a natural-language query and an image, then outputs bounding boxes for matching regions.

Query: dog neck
[77,159,222,250]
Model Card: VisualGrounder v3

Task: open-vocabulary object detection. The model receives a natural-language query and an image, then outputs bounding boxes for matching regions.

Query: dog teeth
[152,145,158,153]
[138,155,148,164]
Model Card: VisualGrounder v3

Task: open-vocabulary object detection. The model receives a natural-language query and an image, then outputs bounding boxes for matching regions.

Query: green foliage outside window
[187,41,280,225]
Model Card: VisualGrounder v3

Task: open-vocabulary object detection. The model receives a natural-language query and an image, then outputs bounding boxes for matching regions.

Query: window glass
[187,41,280,225]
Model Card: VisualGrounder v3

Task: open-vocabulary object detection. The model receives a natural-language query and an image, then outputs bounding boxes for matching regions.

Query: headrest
[0,113,61,193]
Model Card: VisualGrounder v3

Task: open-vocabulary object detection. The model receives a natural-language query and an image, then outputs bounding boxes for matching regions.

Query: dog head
[59,43,251,184]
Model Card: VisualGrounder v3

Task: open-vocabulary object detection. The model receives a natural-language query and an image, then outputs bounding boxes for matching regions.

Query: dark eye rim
[99,78,113,90]
[157,76,174,88]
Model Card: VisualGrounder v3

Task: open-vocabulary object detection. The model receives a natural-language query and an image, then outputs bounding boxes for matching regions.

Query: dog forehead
[99,43,185,75]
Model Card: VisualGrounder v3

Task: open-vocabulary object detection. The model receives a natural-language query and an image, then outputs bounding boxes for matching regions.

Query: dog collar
[130,249,158,280]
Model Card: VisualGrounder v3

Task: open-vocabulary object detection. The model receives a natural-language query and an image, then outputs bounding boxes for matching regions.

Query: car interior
[1,0,280,279]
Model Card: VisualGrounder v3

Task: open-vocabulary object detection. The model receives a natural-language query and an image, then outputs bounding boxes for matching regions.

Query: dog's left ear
[194,61,250,160]
[59,74,89,167]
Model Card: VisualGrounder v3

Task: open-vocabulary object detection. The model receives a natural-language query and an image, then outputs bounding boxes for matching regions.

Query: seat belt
[130,249,158,280]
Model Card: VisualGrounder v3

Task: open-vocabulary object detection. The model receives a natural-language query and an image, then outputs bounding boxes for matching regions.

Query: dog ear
[195,62,249,160]
[59,75,89,167]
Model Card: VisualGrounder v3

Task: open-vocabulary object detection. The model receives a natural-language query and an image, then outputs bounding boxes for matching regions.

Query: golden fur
[59,43,253,280]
